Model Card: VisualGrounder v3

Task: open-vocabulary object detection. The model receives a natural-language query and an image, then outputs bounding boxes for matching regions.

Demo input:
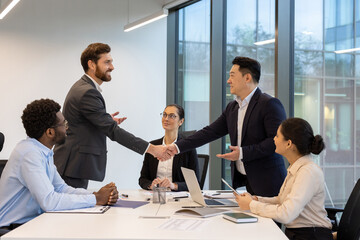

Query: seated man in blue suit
[167,57,287,197]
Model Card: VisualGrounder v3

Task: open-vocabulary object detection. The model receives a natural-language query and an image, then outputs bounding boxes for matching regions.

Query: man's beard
[95,68,112,82]
[54,130,66,145]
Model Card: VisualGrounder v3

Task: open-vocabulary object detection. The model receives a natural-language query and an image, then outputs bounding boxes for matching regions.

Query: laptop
[181,167,238,208]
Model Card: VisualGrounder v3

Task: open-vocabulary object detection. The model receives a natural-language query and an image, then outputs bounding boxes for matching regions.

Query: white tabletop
[1,190,287,240]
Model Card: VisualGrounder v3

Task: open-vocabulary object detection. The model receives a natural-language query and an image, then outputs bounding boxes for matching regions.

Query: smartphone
[223,212,258,223]
[221,178,239,195]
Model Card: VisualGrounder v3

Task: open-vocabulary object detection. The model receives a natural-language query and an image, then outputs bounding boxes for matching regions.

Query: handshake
[147,144,179,161]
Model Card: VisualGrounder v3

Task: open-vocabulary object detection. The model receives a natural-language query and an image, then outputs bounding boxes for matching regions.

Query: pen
[121,194,128,198]
[139,216,170,219]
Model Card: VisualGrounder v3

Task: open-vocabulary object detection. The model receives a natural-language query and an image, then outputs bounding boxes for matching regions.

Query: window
[170,0,360,200]
[295,0,360,207]
[223,0,276,184]
[176,0,210,155]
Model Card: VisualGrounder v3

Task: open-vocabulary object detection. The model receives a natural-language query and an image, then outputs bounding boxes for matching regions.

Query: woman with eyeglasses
[234,117,332,240]
[139,104,199,191]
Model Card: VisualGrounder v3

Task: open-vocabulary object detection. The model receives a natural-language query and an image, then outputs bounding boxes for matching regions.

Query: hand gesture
[166,144,178,157]
[147,144,171,161]
[111,111,127,125]
[216,145,240,161]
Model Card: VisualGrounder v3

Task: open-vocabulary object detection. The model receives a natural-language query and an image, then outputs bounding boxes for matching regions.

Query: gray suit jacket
[54,75,149,181]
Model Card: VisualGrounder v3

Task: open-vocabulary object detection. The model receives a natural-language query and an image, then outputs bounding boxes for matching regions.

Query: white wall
[0,0,167,190]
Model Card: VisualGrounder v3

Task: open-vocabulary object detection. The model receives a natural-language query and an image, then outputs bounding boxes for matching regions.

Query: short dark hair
[232,57,261,83]
[21,99,61,140]
[80,43,111,72]
[280,117,325,155]
[165,104,185,120]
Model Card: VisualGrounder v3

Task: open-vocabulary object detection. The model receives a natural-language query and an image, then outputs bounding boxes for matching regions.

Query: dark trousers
[285,227,333,240]
[0,223,23,236]
[62,175,89,189]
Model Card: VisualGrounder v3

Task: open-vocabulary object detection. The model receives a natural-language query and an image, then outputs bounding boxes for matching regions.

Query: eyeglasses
[52,120,68,129]
[160,112,178,120]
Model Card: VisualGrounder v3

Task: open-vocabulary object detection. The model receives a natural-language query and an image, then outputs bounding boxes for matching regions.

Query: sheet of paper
[158,218,208,231]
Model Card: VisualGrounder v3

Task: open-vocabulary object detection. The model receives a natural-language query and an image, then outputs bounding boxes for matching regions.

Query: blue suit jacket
[176,88,287,197]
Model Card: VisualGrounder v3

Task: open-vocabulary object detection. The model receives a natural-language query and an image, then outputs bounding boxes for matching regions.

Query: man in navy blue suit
[167,57,287,197]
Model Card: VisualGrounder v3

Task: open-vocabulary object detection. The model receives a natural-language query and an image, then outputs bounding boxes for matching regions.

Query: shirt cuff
[174,144,180,154]
[89,194,97,206]
[238,147,243,161]
[143,143,151,155]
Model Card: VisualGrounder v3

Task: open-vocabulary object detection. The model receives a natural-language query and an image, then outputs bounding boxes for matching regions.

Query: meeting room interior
[0,0,359,239]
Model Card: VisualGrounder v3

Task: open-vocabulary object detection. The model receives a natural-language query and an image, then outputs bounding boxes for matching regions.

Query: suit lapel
[241,88,261,141]
[230,104,239,146]
[82,75,96,89]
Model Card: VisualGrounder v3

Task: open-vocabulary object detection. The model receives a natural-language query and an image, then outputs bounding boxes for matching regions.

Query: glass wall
[295,0,360,207]
[177,0,211,154]
[223,0,276,184]
[171,0,360,200]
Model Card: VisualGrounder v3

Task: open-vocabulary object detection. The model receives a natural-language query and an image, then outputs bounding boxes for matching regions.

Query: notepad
[175,208,230,218]
[47,205,110,214]
[222,212,258,223]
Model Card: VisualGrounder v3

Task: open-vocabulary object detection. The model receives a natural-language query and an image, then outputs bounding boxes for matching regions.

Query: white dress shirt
[235,87,257,174]
[85,74,102,92]
[249,155,332,229]
[156,138,176,182]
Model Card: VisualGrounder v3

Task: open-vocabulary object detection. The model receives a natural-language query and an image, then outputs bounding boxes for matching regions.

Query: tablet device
[221,178,239,194]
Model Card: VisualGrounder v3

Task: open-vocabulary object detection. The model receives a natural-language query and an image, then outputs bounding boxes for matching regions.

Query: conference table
[1,190,287,240]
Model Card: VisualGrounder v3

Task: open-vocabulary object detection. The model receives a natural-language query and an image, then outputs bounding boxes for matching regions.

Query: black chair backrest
[0,132,4,152]
[0,160,7,178]
[338,178,360,240]
[197,154,209,190]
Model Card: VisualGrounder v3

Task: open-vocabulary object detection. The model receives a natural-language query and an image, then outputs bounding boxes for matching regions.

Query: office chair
[0,132,4,152]
[0,160,7,178]
[197,154,209,190]
[326,178,360,240]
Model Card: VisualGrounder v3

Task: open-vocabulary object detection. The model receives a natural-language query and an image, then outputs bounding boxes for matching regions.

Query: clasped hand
[94,182,119,205]
[147,144,178,161]
[150,177,176,190]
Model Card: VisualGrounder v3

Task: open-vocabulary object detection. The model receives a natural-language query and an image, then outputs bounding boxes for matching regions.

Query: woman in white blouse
[139,104,199,191]
[235,117,332,240]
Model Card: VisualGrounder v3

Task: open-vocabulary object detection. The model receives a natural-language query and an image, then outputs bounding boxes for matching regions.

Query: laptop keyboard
[205,199,224,205]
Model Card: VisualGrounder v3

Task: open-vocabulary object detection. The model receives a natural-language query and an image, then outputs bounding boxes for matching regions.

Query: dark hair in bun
[280,118,325,155]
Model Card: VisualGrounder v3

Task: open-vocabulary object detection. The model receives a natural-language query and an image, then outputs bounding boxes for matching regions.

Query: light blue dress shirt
[0,138,96,227]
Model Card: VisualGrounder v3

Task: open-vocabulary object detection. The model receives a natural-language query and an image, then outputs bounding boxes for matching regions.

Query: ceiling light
[254,38,275,46]
[124,8,168,32]
[334,47,360,54]
[0,0,20,20]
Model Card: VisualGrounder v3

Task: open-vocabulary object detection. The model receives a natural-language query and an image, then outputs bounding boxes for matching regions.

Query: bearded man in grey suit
[54,43,169,189]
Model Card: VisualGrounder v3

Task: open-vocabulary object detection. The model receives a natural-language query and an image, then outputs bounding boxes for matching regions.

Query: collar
[162,136,177,146]
[28,137,54,159]
[85,74,102,92]
[235,87,258,107]
[288,155,312,175]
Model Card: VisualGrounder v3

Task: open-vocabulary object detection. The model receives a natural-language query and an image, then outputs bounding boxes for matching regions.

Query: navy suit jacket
[139,136,199,191]
[176,88,287,197]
